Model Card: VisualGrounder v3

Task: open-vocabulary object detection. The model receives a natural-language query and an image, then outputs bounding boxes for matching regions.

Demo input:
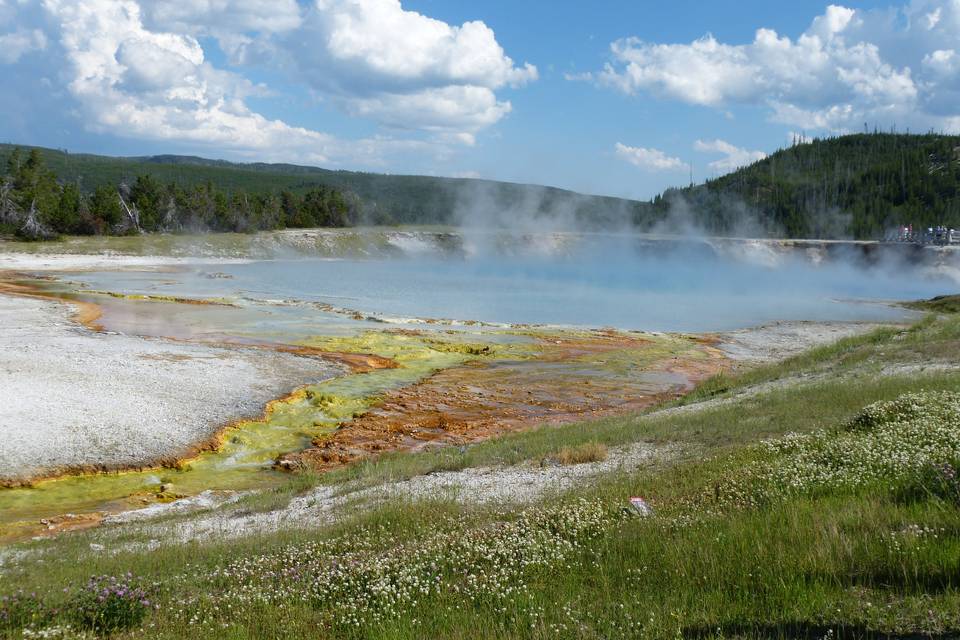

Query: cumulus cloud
[582,1,960,134]
[138,0,303,64]
[141,0,303,36]
[40,0,339,160]
[614,142,685,171]
[923,49,960,77]
[7,0,532,166]
[130,0,538,142]
[694,139,766,173]
[280,0,537,141]
[343,86,511,146]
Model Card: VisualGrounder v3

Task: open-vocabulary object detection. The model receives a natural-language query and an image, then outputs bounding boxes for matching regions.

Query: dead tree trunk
[0,180,19,226]
[20,198,53,240]
[117,190,142,234]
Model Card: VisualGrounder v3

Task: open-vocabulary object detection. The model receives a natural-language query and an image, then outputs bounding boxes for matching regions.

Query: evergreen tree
[52,182,82,233]
[129,175,163,231]
[89,185,123,232]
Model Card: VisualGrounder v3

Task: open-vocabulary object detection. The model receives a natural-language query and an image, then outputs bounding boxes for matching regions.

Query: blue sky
[1,0,956,200]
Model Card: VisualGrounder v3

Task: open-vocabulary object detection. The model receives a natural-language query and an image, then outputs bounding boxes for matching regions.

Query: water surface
[68,238,955,332]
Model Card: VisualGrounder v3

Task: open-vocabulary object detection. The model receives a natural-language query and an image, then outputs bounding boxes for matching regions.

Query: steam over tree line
[4,134,960,241]
[0,148,361,239]
[655,133,960,239]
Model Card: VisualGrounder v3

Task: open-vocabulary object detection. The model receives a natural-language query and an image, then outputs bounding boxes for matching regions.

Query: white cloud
[131,0,538,142]
[614,142,685,171]
[41,0,327,152]
[344,86,511,146]
[138,0,303,64]
[694,139,766,173]
[142,0,303,36]
[21,0,533,166]
[36,0,420,166]
[47,0,537,146]
[281,0,537,141]
[0,28,46,64]
[583,1,960,133]
[301,0,536,90]
[923,49,959,76]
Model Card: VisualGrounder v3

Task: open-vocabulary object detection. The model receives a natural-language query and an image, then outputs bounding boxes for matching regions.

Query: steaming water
[71,236,957,332]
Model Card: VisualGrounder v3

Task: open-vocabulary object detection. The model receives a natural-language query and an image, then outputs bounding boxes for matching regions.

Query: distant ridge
[0,144,646,228]
[4,133,960,238]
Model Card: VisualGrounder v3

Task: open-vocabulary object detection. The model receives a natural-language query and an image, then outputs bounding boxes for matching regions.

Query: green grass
[2,313,959,639]
[906,294,960,315]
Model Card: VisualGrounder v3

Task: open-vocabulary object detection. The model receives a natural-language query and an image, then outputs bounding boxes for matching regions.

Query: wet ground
[291,331,724,470]
[4,228,948,540]
[0,270,731,541]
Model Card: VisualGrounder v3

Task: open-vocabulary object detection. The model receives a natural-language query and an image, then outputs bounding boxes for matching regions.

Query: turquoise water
[64,237,953,332]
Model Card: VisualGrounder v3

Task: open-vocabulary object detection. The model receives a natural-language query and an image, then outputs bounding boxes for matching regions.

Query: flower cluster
[172,498,619,631]
[71,573,154,633]
[21,624,93,639]
[883,523,947,557]
[711,392,960,509]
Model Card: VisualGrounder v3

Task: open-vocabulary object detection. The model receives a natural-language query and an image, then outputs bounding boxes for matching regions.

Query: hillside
[0,144,647,229]
[5,134,960,239]
[662,133,960,238]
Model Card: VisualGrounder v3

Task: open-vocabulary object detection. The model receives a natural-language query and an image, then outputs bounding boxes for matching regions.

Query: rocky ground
[716,320,888,363]
[100,440,676,546]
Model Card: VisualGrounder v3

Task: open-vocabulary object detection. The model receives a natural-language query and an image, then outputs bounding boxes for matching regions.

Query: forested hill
[657,133,960,239]
[4,134,960,240]
[0,144,645,233]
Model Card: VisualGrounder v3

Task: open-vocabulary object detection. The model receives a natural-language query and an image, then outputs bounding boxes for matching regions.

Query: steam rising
[59,175,960,332]
[76,225,960,332]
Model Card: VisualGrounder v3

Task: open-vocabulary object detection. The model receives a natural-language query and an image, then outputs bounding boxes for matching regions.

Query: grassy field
[1,311,959,639]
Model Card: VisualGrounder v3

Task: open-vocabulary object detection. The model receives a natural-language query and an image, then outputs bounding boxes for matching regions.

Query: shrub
[70,574,153,633]
[555,442,608,465]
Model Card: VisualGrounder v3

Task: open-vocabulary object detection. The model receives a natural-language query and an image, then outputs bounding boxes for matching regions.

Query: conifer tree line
[5,134,960,241]
[652,133,960,239]
[0,148,361,239]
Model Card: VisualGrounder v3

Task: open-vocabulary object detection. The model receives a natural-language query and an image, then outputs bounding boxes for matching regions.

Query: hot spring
[1,229,956,538]
[58,231,956,334]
